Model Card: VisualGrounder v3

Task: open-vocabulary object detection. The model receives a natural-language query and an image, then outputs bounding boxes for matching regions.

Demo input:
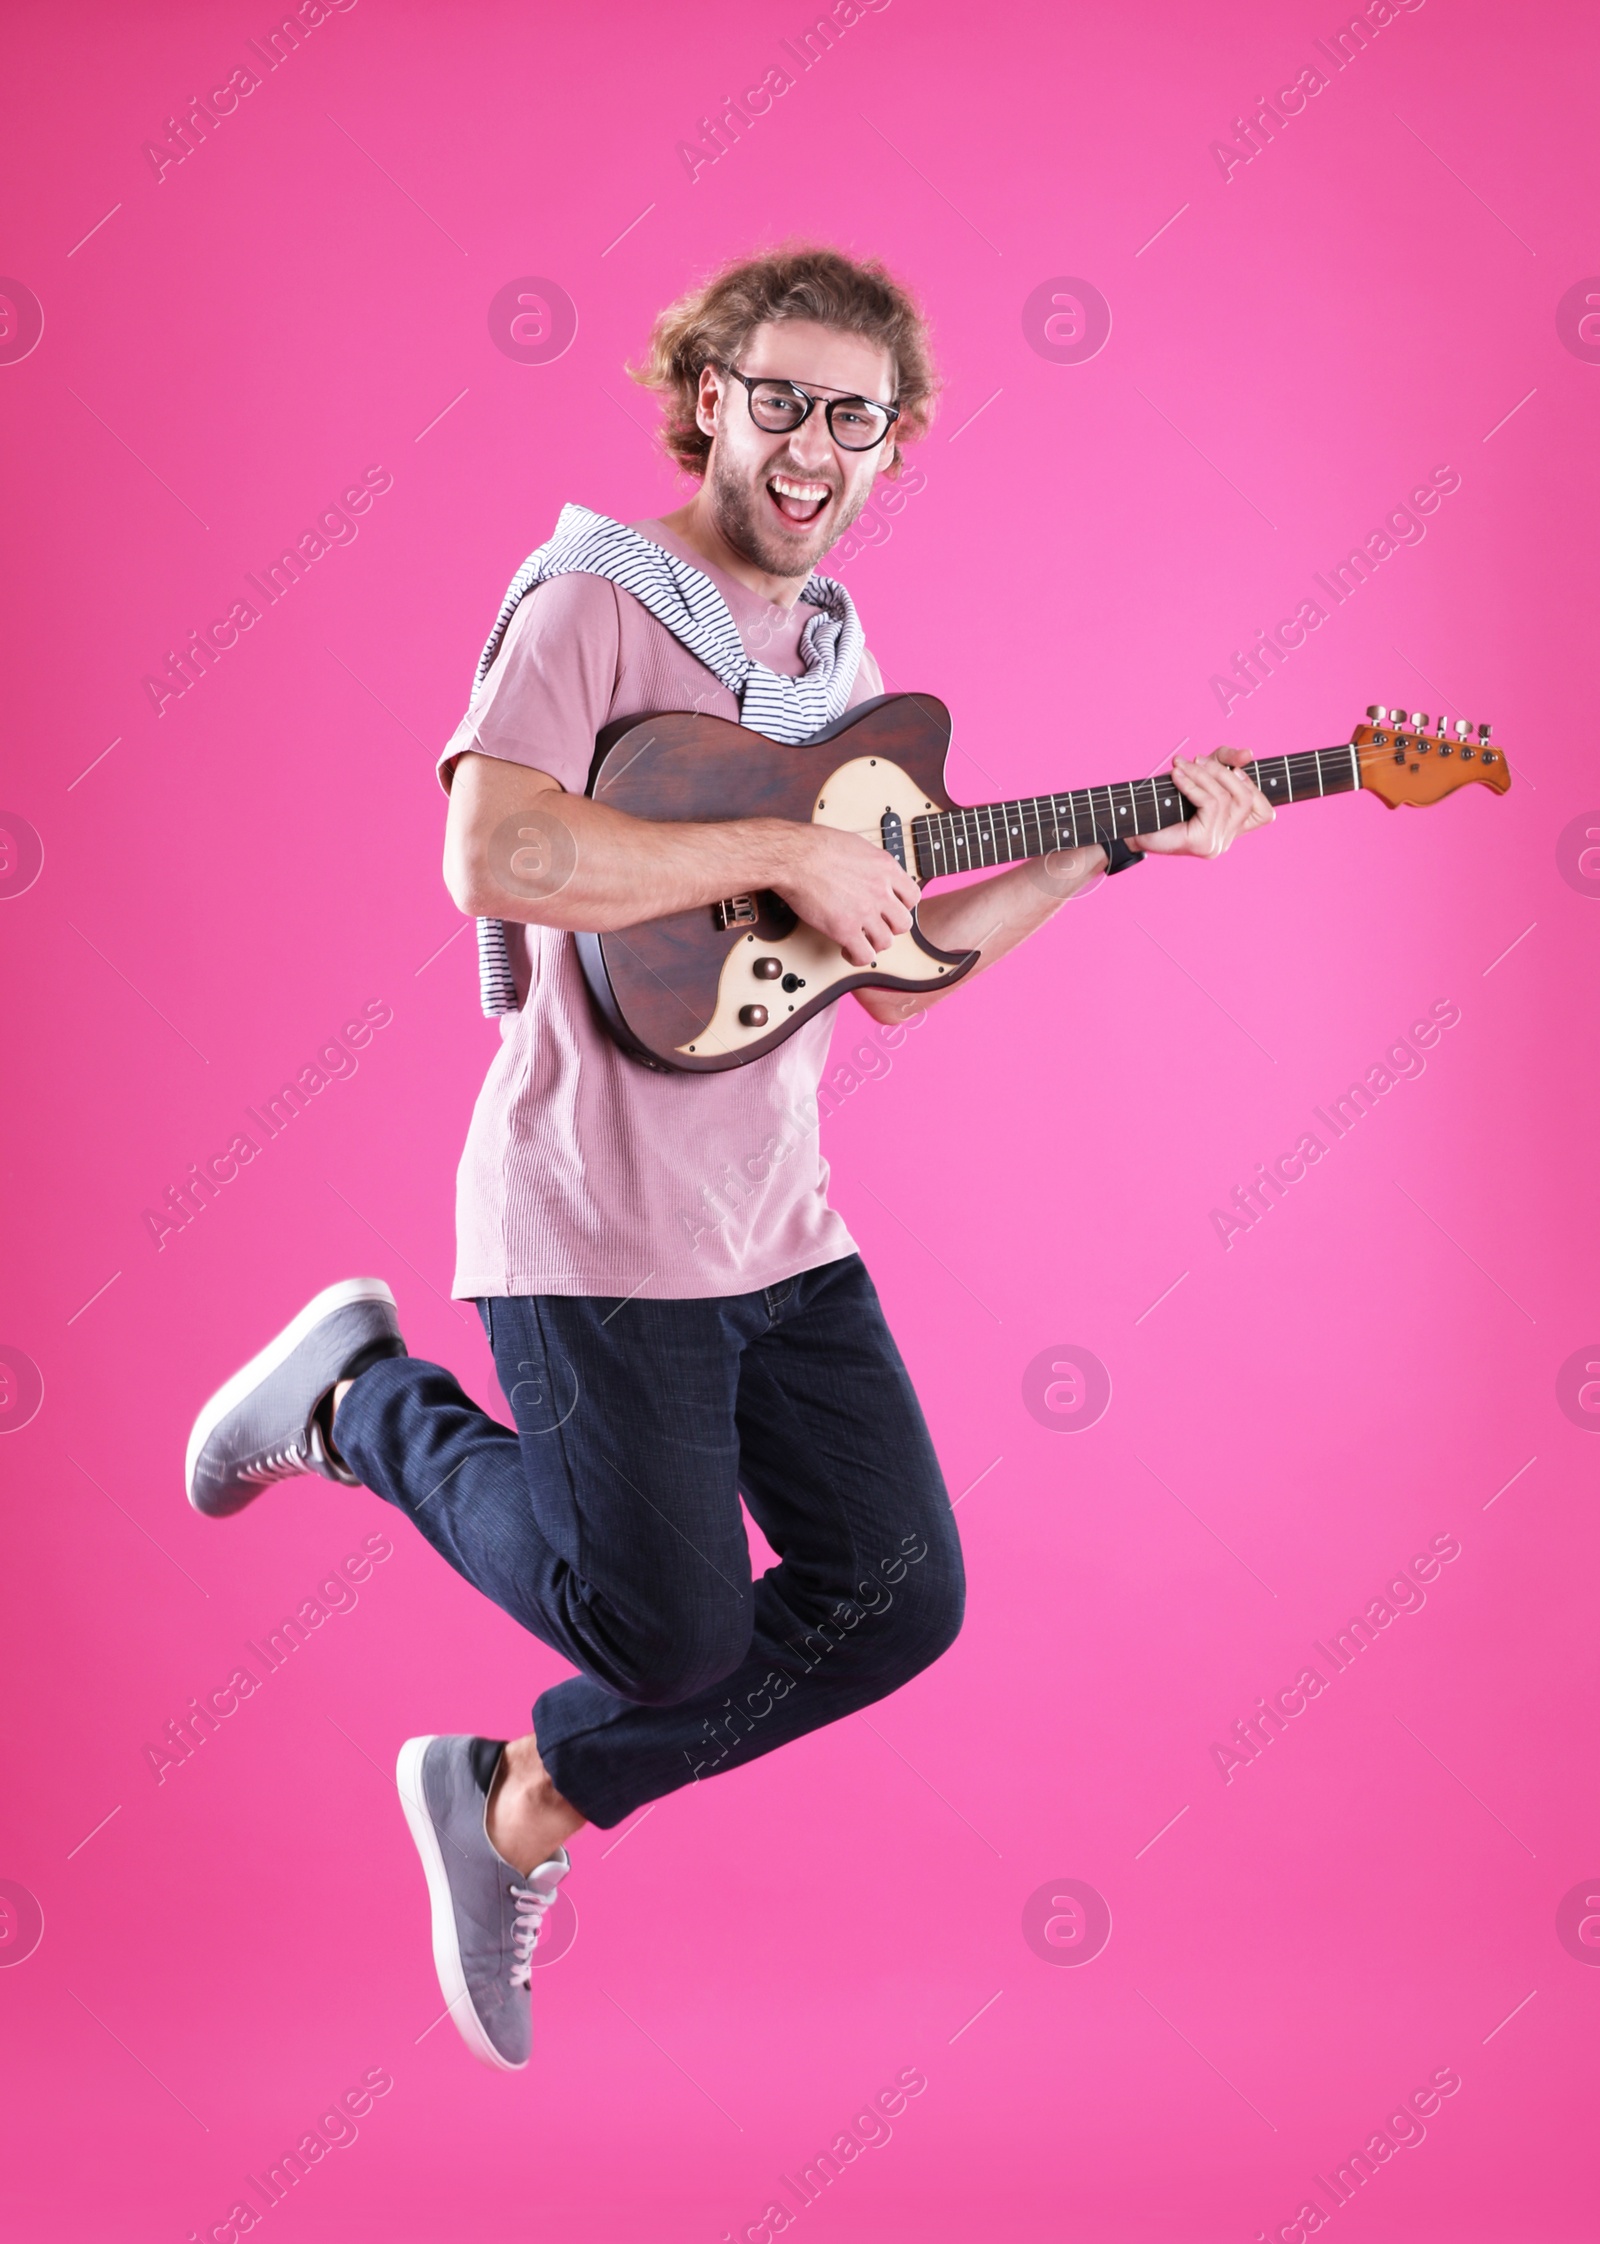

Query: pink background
[2,1,1596,2237]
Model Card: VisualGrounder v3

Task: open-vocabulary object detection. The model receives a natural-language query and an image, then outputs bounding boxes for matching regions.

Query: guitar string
[907,739,1494,865]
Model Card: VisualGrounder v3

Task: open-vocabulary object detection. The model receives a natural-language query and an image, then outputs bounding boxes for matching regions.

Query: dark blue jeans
[334,1254,964,1826]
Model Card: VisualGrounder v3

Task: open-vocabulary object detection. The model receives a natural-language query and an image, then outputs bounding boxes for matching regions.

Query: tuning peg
[1477,722,1492,740]
[1410,710,1428,728]
[1453,718,1470,737]
[1366,704,1386,721]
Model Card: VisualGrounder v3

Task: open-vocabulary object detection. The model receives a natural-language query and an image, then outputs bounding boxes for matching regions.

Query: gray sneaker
[396,1734,571,2071]
[184,1277,405,1517]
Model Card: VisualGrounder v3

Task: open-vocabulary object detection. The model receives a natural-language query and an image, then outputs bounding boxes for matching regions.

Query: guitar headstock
[1354,705,1511,808]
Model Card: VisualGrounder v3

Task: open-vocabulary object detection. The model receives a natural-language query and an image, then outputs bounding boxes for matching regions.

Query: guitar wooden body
[576,695,977,1073]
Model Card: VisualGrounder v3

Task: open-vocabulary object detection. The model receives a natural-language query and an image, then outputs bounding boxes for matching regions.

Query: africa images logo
[0,277,45,367]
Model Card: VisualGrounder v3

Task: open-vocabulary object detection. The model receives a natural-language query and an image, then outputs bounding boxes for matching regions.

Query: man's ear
[695,364,723,442]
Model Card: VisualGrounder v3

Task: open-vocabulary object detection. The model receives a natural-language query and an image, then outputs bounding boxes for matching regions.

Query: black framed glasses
[721,366,900,452]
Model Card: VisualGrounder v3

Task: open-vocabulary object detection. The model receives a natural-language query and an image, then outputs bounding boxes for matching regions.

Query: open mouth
[766,473,832,527]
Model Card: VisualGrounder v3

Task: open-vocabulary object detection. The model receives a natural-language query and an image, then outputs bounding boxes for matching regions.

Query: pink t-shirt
[436,519,885,1300]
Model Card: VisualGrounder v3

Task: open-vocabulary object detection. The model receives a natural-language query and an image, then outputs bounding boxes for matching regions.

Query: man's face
[696,319,897,580]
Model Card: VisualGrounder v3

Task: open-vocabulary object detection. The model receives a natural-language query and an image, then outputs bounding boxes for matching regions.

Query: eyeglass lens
[744,379,891,450]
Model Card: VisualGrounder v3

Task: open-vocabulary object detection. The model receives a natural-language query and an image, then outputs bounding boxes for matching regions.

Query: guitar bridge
[715,893,759,929]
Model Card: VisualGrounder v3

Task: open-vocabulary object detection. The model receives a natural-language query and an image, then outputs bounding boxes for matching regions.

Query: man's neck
[656,491,808,611]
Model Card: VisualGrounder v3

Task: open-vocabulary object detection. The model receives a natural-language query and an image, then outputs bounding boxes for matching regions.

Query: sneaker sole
[395,1735,524,2073]
[184,1277,397,1513]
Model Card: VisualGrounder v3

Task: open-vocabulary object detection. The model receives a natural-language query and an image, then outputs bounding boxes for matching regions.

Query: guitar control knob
[752,956,782,979]
[781,973,806,992]
[738,1004,769,1029]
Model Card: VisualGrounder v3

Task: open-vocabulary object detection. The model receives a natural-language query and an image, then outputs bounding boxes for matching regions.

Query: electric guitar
[574,695,1509,1074]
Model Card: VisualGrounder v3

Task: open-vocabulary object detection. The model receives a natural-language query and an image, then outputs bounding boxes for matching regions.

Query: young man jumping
[183,244,1273,2070]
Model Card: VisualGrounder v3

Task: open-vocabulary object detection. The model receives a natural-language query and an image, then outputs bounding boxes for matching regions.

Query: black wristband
[1095,827,1146,876]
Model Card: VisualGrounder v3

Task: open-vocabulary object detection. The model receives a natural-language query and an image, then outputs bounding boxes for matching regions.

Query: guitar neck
[910,742,1361,878]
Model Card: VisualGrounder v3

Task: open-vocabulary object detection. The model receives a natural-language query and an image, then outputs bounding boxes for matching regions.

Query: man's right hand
[772,823,922,969]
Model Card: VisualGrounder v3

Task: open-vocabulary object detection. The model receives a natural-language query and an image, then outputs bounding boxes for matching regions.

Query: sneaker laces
[236,1413,353,1490]
[236,1434,311,1485]
[508,1853,569,1990]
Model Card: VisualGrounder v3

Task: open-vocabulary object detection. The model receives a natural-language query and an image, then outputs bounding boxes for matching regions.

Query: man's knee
[873,1535,965,1683]
[901,1568,965,1675]
[782,1549,963,1695]
[616,1599,753,1708]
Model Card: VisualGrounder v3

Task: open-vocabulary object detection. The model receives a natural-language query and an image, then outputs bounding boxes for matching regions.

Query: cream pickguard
[676,754,955,1059]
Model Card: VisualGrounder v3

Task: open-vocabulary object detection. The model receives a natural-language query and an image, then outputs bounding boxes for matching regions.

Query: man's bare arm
[443,751,923,970]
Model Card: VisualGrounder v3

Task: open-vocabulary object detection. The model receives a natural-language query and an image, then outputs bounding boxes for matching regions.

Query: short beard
[706,448,870,580]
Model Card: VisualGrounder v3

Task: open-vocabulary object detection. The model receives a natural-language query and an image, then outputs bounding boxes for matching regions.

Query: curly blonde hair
[629,242,939,479]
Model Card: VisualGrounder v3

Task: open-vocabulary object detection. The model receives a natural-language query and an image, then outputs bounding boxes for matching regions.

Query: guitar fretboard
[909,743,1361,879]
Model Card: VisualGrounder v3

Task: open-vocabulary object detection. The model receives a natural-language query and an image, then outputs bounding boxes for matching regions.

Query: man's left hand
[1128,745,1275,860]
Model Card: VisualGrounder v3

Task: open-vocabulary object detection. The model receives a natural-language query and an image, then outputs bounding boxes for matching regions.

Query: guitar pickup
[714,893,759,929]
